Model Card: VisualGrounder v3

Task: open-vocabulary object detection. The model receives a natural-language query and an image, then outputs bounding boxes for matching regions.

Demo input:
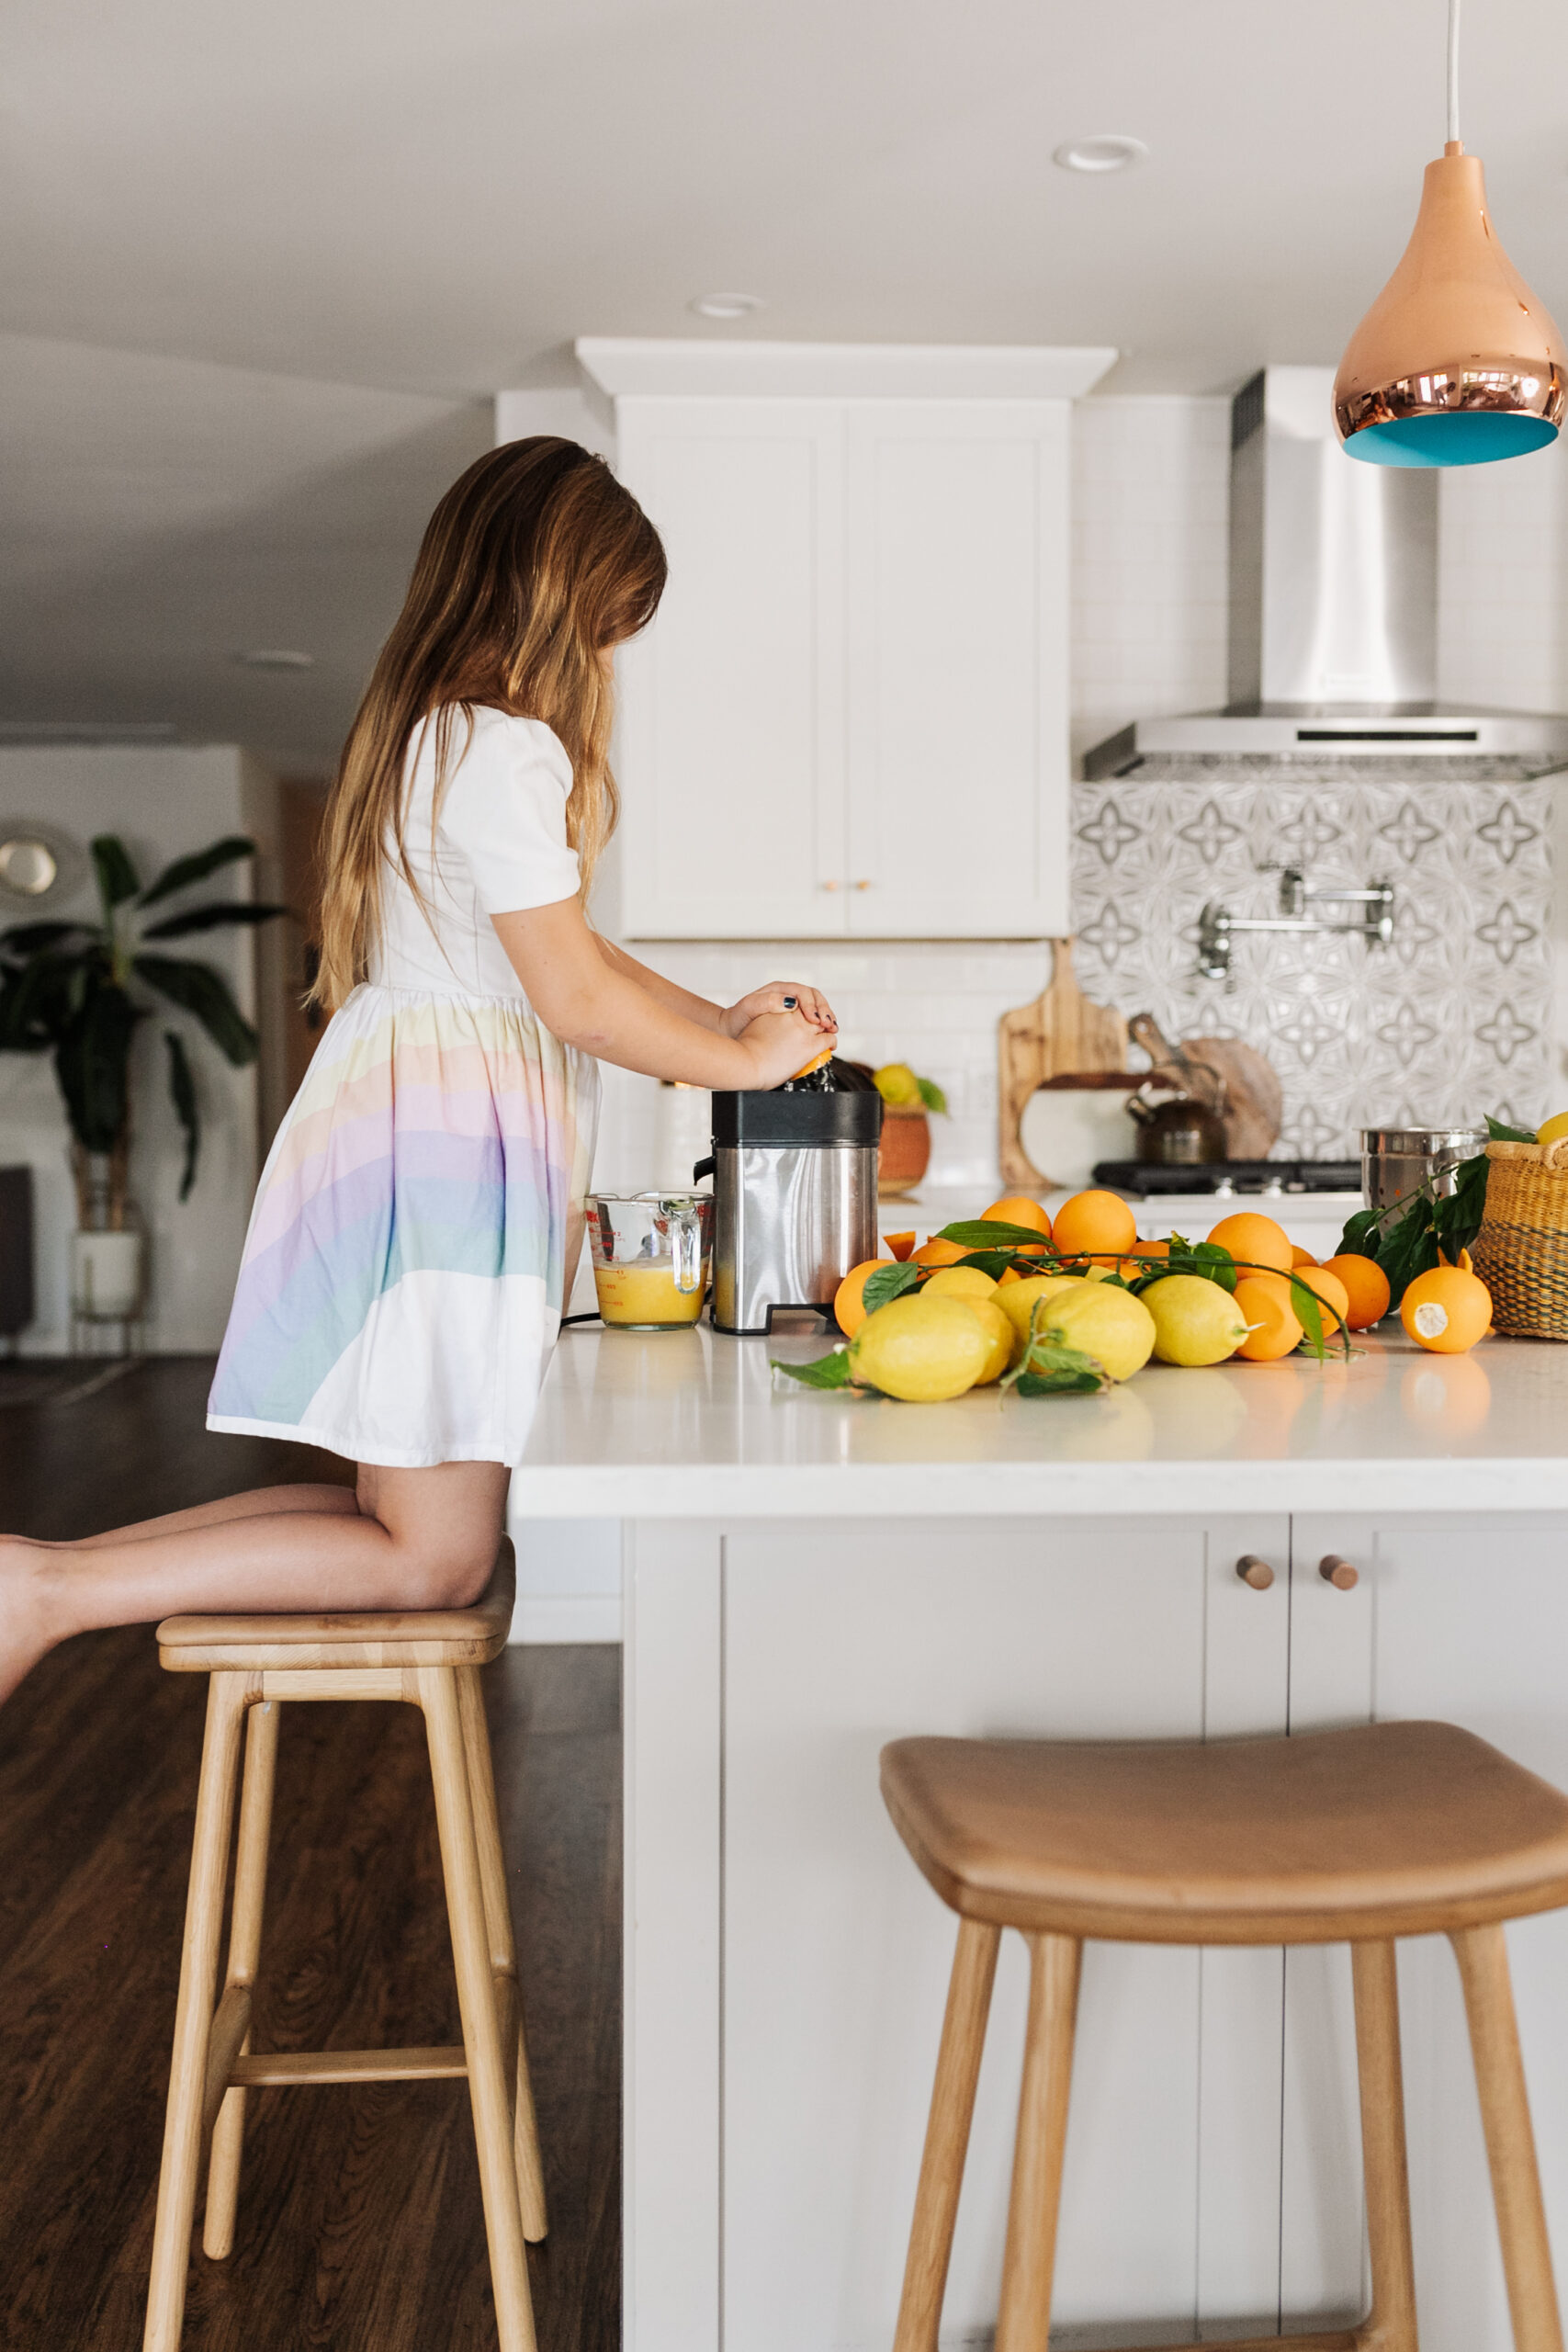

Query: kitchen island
[514,1326,1568,2352]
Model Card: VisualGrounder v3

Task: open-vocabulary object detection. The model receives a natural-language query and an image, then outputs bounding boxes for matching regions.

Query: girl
[0,436,834,1704]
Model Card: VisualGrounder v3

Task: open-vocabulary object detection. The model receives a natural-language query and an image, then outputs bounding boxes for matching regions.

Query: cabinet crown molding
[574,337,1119,403]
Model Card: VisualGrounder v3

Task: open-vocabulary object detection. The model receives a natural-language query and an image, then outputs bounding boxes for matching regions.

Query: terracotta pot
[878,1109,931,1197]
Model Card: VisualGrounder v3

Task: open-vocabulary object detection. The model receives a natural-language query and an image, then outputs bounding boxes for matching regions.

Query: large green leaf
[133,955,258,1066]
[91,834,141,915]
[772,1347,856,1389]
[164,1030,200,1201]
[861,1261,921,1314]
[0,921,100,960]
[0,953,86,1049]
[53,982,140,1153]
[140,900,289,941]
[137,834,255,909]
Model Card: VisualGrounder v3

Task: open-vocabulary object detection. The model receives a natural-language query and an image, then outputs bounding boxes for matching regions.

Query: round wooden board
[1181,1036,1283,1160]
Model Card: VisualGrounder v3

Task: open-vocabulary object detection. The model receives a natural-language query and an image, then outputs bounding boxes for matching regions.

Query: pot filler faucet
[1196,867,1395,982]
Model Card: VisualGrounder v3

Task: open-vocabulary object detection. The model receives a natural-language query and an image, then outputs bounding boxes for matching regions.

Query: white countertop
[515,1320,1568,1520]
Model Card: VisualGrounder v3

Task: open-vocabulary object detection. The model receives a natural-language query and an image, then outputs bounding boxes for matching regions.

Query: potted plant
[0,832,287,1324]
[874,1062,948,1196]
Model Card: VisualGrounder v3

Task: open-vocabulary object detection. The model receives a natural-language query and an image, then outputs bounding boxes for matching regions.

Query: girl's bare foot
[0,1536,62,1707]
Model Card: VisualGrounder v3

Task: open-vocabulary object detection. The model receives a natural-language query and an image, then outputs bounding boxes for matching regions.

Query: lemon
[1034,1281,1156,1384]
[848,1294,991,1401]
[922,1265,999,1303]
[1538,1110,1568,1148]
[1142,1274,1250,1366]
[873,1062,924,1109]
[965,1295,1015,1385]
[996,1274,1091,1360]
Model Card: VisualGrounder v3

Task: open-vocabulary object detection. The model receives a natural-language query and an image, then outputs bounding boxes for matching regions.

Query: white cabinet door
[843,401,1071,938]
[615,398,848,938]
[1284,1510,1568,2352]
[718,1513,1289,2352]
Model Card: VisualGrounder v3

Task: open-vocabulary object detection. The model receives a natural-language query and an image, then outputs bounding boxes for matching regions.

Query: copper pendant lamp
[1335,0,1565,467]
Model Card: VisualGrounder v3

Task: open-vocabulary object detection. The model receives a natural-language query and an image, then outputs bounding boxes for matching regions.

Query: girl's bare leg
[0,1460,509,1708]
[64,1485,360,1548]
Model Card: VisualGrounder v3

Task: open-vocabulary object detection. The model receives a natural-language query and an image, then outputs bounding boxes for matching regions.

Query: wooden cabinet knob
[1235,1555,1275,1590]
[1320,1554,1359,1590]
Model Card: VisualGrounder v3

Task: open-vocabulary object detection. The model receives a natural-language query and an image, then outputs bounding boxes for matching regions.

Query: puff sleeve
[438,713,582,913]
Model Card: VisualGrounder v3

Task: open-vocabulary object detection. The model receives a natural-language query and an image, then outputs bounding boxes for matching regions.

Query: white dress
[208,707,600,1467]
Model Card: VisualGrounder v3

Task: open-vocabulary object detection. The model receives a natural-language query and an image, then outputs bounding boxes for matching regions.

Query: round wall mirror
[0,838,59,897]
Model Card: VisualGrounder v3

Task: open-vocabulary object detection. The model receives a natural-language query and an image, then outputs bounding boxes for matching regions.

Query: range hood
[1084,365,1568,779]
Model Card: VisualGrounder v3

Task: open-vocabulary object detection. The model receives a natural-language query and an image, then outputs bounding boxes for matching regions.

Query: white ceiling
[4,0,1566,769]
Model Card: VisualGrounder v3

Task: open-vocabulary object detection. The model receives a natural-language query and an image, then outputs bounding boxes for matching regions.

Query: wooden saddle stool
[883,1719,1568,2352]
[143,1542,545,2352]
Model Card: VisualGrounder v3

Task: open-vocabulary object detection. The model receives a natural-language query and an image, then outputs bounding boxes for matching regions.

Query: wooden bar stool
[142,1541,547,2352]
[882,1720,1568,2352]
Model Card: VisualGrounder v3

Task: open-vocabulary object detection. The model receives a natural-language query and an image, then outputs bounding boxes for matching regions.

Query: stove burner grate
[1091,1159,1362,1199]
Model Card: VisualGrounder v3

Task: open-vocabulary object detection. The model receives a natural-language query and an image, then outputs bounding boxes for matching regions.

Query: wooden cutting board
[998,942,1128,1190]
[1129,1012,1283,1162]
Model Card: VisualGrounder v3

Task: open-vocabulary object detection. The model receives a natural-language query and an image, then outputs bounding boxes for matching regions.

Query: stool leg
[420,1667,536,2352]
[994,1933,1082,2352]
[1450,1923,1565,2352]
[893,1917,1000,2352]
[143,1673,251,2352]
[203,1697,281,2259]
[1350,1939,1417,2350]
[458,1663,548,2244]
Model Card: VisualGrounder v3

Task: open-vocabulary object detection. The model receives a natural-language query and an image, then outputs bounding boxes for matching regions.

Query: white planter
[72,1228,144,1319]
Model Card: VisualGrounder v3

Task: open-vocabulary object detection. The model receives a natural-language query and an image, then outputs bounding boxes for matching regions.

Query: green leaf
[164,1030,200,1201]
[140,900,289,941]
[915,1076,948,1115]
[0,922,98,960]
[1486,1114,1536,1144]
[137,834,255,909]
[1288,1274,1328,1359]
[952,1249,1016,1282]
[772,1347,856,1389]
[862,1261,921,1315]
[133,955,258,1065]
[1006,1340,1110,1396]
[53,982,140,1154]
[937,1219,1054,1251]
[1337,1206,1382,1259]
[91,834,141,916]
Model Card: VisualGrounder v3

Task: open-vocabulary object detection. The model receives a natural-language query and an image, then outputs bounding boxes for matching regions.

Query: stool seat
[155,1548,515,1672]
[881,1719,1568,1945]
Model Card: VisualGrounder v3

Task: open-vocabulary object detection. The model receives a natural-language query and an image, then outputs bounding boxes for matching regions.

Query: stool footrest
[229,2044,468,2087]
[1081,2335,1359,2352]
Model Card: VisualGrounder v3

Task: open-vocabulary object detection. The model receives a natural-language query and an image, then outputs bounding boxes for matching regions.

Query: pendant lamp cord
[1447,0,1461,147]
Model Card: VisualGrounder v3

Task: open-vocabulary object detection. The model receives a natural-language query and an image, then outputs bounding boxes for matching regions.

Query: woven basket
[1469,1137,1568,1340]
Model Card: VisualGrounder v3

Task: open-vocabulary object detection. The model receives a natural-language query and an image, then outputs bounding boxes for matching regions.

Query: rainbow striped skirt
[208,984,599,1467]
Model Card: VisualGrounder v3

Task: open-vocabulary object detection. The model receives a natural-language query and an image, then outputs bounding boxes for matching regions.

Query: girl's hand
[736,1008,832,1091]
[721,982,837,1040]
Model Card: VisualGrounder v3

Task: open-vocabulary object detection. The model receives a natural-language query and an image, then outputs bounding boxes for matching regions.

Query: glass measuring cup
[587,1192,714,1329]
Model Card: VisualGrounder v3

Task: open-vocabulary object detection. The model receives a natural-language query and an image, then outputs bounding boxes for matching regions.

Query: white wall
[0,743,276,1353]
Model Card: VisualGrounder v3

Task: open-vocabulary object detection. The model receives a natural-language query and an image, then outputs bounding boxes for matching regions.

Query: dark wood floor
[0,1357,620,2352]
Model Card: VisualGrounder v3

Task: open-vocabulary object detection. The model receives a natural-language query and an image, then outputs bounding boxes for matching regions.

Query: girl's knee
[389,1544,497,1613]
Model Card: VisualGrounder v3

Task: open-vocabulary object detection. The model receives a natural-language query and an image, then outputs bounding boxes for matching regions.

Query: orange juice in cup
[588,1193,713,1329]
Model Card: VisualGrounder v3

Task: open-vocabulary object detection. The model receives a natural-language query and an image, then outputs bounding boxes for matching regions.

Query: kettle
[694,1059,882,1334]
[1128,1087,1229,1167]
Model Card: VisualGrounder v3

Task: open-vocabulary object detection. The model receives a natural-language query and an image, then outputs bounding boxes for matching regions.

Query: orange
[1292,1264,1350,1337]
[1321,1253,1391,1330]
[1205,1210,1293,1276]
[833,1257,893,1338]
[1134,1238,1171,1262]
[791,1044,835,1080]
[1049,1189,1137,1261]
[1401,1261,1493,1354]
[997,1264,1022,1285]
[981,1194,1052,1258]
[911,1235,971,1270]
[884,1230,916,1262]
[1290,1244,1319,1268]
[1235,1273,1304,1362]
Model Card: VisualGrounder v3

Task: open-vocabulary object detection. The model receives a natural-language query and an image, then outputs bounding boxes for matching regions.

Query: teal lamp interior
[1344,412,1561,468]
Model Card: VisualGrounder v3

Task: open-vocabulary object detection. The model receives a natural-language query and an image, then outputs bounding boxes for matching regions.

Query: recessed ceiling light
[234,649,315,670]
[689,292,764,321]
[1053,134,1148,175]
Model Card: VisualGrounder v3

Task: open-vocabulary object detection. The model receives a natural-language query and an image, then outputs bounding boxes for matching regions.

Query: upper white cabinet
[585,341,1115,940]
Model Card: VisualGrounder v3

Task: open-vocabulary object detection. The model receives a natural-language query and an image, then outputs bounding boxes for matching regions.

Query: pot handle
[693,1155,716,1183]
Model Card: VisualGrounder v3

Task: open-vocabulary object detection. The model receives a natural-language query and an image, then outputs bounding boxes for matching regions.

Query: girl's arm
[491,898,831,1090]
[594,936,837,1039]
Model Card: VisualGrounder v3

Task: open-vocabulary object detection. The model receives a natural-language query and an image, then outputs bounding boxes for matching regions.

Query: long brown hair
[312,437,666,1009]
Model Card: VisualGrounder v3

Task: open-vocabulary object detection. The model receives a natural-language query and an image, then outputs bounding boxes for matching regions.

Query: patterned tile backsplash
[1071,758,1554,1154]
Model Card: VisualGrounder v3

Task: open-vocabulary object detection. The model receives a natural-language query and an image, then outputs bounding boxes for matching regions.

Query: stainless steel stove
[1091,1159,1362,1200]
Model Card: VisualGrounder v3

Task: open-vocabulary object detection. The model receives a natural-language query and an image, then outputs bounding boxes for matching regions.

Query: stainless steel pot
[1360,1125,1487,1212]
